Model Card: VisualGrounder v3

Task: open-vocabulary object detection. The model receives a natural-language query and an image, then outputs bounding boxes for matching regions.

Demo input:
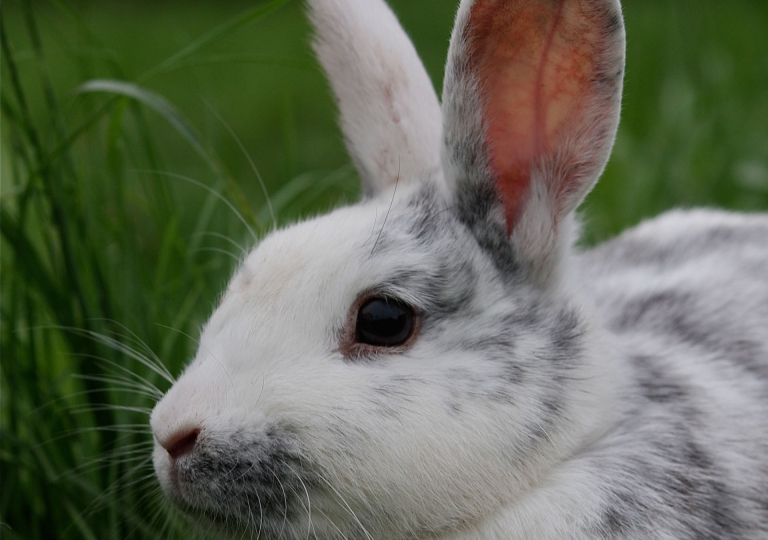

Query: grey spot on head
[459,333,516,359]
[366,189,484,324]
[500,303,542,330]
[429,260,479,318]
[406,183,448,241]
[452,180,521,279]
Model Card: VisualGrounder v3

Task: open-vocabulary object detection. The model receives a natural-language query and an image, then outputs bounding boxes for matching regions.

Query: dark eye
[355,297,415,347]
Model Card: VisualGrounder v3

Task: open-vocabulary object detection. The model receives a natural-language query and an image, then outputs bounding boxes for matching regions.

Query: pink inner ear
[467,0,607,230]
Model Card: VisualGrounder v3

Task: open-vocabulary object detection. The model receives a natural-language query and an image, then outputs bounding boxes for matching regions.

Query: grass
[1,0,767,538]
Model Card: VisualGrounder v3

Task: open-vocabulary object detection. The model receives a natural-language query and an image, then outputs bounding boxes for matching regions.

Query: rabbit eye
[355,297,415,347]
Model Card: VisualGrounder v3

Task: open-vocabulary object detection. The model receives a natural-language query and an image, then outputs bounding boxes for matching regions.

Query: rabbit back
[571,209,768,539]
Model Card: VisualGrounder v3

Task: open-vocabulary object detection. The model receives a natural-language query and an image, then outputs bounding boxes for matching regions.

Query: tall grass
[1,0,767,539]
[1,0,354,537]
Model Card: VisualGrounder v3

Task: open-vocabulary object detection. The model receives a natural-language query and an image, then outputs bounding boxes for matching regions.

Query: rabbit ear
[441,0,625,283]
[308,0,442,196]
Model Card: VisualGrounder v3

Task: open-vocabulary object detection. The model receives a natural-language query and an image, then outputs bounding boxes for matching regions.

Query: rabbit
[149,0,768,538]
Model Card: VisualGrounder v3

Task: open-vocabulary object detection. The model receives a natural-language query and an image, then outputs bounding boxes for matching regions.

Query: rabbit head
[150,0,626,538]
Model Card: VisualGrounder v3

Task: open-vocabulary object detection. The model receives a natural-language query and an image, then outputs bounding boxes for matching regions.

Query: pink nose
[161,428,200,459]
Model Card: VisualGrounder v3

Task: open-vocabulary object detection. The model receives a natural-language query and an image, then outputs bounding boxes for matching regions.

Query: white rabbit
[150,0,768,538]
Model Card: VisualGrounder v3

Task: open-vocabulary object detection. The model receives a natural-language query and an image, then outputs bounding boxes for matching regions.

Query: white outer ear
[308,0,443,196]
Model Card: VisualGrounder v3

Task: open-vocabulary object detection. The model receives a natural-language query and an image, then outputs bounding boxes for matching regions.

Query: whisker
[70,403,153,416]
[195,245,243,263]
[71,375,163,401]
[34,423,152,449]
[29,386,155,419]
[84,318,176,382]
[196,230,247,255]
[370,164,400,256]
[206,102,276,229]
[69,454,157,529]
[315,507,351,540]
[78,335,172,387]
[51,325,175,385]
[58,447,154,480]
[284,461,316,540]
[133,169,258,242]
[72,366,163,394]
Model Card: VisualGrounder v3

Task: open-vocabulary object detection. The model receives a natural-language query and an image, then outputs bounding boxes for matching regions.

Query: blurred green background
[2,0,767,538]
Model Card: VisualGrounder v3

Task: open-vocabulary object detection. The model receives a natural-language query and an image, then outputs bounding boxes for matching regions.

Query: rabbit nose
[160,428,201,459]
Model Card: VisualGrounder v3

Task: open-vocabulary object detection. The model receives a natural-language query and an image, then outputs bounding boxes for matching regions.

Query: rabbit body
[536,209,768,539]
[149,0,768,538]
[459,208,768,540]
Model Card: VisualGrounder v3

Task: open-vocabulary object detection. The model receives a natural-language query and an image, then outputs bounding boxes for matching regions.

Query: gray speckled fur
[150,0,768,537]
[573,210,768,538]
[345,188,768,538]
[350,192,768,538]
[155,175,768,540]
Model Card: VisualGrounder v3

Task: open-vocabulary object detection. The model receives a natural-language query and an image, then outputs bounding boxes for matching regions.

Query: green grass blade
[139,0,293,82]
[76,80,220,176]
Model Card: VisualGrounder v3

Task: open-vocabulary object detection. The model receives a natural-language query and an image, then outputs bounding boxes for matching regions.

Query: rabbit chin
[149,427,608,540]
[150,424,621,540]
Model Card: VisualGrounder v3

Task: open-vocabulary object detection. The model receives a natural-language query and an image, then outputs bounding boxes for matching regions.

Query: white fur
[150,1,768,538]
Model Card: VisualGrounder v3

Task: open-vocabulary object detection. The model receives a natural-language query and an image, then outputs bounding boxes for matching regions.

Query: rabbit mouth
[162,427,314,535]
